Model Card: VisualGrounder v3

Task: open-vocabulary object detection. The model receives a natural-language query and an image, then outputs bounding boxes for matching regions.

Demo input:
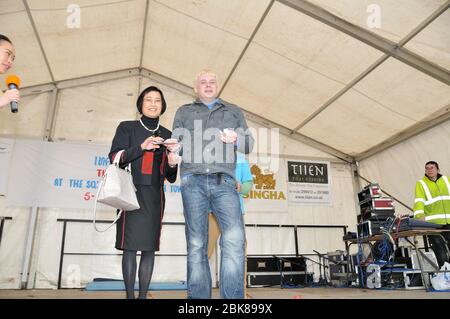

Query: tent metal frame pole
[21,84,56,98]
[276,0,450,86]
[243,109,354,163]
[291,55,389,132]
[140,68,195,97]
[138,0,151,70]
[356,106,450,161]
[44,88,60,142]
[56,68,140,90]
[20,206,38,289]
[351,162,363,220]
[289,0,450,132]
[20,69,141,97]
[218,0,275,96]
[22,0,56,83]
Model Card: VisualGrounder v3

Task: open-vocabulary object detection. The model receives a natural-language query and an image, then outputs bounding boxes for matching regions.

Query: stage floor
[1,287,449,299]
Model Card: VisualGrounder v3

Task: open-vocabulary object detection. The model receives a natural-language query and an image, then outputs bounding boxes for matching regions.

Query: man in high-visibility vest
[414,161,450,267]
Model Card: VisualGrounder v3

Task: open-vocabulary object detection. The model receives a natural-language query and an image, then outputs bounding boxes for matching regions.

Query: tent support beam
[218,0,275,96]
[139,0,150,69]
[356,106,450,161]
[44,89,60,142]
[276,0,450,86]
[22,84,56,98]
[22,0,56,83]
[243,109,354,163]
[291,55,389,132]
[21,68,141,96]
[140,68,195,97]
[288,0,450,132]
[20,206,38,289]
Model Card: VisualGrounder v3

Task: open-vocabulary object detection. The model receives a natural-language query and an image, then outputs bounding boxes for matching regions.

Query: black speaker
[247,256,306,272]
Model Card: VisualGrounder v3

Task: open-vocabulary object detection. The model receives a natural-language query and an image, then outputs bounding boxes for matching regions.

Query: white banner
[5,139,183,212]
[244,156,288,212]
[5,139,292,212]
[287,159,332,205]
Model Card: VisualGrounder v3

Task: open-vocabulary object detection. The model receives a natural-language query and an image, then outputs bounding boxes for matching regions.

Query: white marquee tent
[0,0,449,290]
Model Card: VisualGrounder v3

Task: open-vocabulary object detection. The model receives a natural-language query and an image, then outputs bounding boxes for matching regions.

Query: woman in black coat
[109,86,178,299]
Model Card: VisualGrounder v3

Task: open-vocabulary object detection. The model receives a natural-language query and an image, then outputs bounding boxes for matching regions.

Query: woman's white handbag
[93,150,140,232]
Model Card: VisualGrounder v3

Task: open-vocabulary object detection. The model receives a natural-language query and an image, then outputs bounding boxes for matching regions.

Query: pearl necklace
[139,118,160,133]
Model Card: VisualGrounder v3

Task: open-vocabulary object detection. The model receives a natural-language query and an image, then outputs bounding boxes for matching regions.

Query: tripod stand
[272,255,311,288]
[310,250,333,286]
[314,250,350,287]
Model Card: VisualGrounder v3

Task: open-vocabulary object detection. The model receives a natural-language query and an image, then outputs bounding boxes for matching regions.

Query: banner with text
[287,160,332,205]
[5,139,183,212]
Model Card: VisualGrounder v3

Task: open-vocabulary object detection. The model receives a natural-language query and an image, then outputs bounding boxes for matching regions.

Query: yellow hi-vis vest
[413,175,450,225]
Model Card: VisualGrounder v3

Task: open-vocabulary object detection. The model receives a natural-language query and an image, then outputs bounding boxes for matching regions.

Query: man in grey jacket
[171,70,254,299]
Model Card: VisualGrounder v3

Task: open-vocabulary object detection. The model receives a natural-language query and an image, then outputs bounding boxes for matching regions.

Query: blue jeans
[181,173,245,299]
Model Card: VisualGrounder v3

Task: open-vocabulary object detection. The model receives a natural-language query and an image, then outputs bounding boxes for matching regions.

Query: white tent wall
[0,201,29,289]
[358,120,450,217]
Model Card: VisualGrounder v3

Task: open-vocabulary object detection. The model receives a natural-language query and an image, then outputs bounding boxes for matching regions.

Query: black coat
[108,120,177,185]
[108,120,177,251]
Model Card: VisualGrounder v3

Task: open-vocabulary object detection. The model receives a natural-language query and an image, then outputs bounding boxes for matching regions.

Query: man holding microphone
[0,34,20,110]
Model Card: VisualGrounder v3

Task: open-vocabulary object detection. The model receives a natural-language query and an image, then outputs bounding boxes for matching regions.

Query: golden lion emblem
[251,165,276,190]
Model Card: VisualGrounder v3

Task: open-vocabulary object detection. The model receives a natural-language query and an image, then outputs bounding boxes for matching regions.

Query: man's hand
[0,89,20,108]
[220,129,237,144]
[164,138,181,153]
[236,182,241,193]
[141,136,163,151]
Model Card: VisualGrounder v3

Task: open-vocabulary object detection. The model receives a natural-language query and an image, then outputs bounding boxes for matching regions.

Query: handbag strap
[93,179,123,232]
[113,149,131,172]
[93,149,127,233]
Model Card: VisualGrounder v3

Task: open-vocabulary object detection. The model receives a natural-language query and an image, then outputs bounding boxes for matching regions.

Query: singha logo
[251,165,276,190]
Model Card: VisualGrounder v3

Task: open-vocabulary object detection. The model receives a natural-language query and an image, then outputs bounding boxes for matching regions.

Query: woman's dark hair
[425,161,439,170]
[136,86,166,115]
[0,34,12,45]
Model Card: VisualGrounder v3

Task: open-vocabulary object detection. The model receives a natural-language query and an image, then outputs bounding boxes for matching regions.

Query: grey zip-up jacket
[172,99,254,179]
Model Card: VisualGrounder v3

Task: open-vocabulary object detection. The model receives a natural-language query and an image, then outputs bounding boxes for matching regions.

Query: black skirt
[115,184,164,251]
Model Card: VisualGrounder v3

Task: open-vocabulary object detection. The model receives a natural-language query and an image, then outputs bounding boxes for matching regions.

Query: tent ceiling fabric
[310,0,448,42]
[405,10,450,70]
[52,77,140,143]
[142,0,271,86]
[0,1,52,86]
[221,1,384,129]
[0,0,449,159]
[27,0,145,81]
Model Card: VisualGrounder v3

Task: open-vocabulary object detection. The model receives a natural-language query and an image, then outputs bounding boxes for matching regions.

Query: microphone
[6,75,20,113]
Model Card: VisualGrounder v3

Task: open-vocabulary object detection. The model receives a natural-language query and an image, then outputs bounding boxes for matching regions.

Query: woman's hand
[141,136,164,151]
[0,89,20,108]
[167,151,180,167]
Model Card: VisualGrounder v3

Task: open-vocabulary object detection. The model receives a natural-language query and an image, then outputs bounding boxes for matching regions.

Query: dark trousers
[427,225,450,267]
